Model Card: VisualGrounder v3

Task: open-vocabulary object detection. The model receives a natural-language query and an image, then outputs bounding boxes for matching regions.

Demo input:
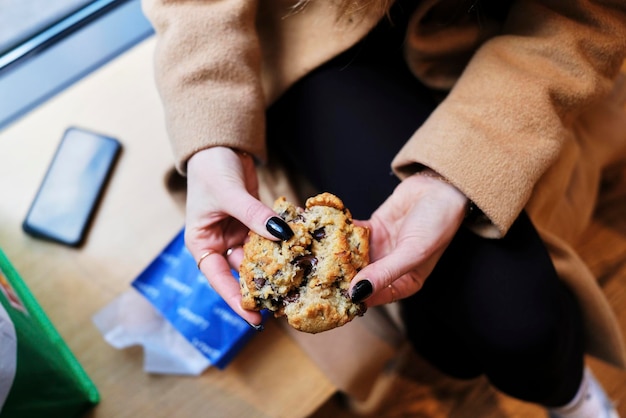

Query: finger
[352,219,371,229]
[222,189,294,242]
[225,245,245,271]
[198,250,263,326]
[187,147,293,243]
[364,274,421,307]
[366,283,399,307]
[350,240,435,303]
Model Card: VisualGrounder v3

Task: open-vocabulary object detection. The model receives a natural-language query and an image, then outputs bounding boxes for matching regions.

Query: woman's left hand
[350,171,469,307]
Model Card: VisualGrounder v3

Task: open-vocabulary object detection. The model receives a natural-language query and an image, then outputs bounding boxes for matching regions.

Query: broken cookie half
[239,192,370,333]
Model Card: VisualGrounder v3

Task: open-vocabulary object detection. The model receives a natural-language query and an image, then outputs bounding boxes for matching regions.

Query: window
[0,0,95,58]
[0,0,153,130]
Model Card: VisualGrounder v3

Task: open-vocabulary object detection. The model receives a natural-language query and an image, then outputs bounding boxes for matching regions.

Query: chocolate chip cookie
[239,192,369,333]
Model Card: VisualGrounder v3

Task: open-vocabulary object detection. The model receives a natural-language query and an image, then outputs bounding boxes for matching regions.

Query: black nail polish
[351,280,373,303]
[266,216,294,240]
[244,320,265,332]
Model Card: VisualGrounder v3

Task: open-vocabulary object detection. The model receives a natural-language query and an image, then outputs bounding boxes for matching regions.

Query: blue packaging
[132,228,263,369]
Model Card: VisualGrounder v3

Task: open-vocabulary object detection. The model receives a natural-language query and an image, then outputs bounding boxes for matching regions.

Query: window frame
[0,0,154,130]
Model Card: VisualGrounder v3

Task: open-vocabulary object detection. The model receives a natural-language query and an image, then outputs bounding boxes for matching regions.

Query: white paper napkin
[92,289,211,375]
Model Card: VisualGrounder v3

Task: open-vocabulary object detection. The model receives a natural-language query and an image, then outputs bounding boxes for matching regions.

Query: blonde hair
[338,0,393,16]
[291,0,393,19]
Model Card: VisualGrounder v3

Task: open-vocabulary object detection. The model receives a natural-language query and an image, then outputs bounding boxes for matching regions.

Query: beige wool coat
[143,0,626,398]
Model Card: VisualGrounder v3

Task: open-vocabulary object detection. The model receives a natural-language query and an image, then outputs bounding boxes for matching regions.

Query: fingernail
[244,320,265,332]
[351,279,373,303]
[266,216,294,240]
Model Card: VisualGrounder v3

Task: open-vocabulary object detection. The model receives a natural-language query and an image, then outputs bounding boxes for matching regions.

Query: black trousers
[266,2,584,407]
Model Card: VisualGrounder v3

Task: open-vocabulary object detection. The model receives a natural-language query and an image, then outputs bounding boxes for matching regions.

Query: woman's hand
[349,171,469,307]
[185,147,293,326]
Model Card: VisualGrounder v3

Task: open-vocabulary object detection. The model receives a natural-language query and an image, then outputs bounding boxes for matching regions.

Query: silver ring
[197,250,218,270]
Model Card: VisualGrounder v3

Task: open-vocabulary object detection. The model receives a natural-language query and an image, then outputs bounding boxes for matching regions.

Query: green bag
[0,248,99,417]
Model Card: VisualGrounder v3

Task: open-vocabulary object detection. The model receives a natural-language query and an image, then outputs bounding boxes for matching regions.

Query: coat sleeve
[392,0,626,237]
[142,0,266,173]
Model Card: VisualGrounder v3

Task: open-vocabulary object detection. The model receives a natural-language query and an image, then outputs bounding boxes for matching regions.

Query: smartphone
[22,127,122,247]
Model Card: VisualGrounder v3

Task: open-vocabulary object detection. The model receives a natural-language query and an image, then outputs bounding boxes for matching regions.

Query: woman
[142,0,626,416]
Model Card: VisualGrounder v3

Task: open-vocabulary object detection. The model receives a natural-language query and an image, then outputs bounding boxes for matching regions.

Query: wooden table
[0,37,335,418]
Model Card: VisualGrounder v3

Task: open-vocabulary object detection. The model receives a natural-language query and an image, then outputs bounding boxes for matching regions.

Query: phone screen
[23,127,121,246]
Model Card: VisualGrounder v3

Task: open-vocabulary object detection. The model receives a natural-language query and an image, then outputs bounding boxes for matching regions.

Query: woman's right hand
[185,146,293,327]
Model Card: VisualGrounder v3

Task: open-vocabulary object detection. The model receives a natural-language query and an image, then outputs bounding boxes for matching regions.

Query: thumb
[224,189,294,242]
[349,244,430,306]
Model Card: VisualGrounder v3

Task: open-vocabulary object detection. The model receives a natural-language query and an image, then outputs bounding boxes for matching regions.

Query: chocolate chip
[356,303,367,316]
[253,277,267,288]
[292,254,318,277]
[283,292,300,304]
[312,227,326,241]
